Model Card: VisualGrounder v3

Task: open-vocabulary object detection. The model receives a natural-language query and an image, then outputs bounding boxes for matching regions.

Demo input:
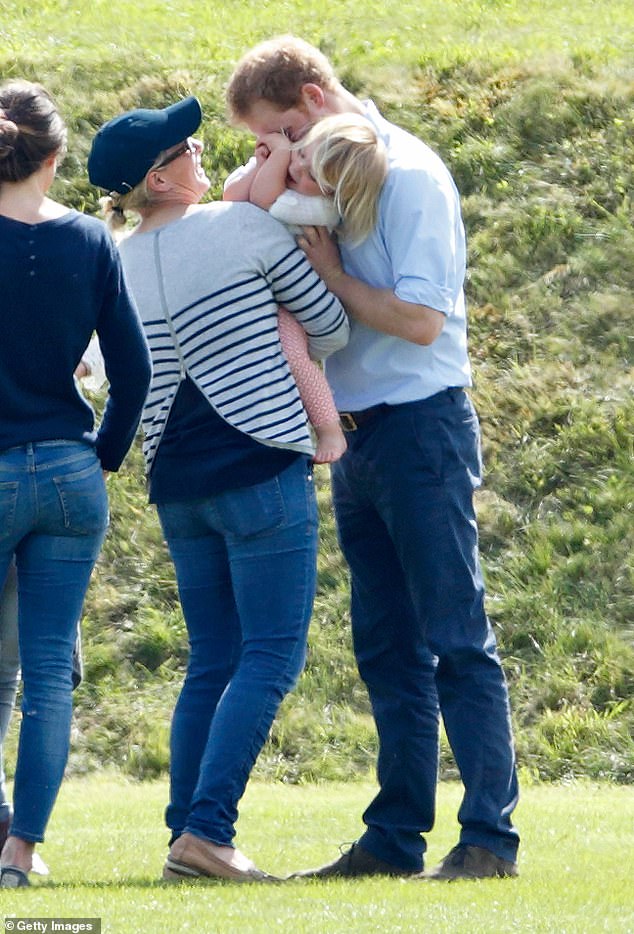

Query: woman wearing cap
[88,97,348,882]
[0,79,151,887]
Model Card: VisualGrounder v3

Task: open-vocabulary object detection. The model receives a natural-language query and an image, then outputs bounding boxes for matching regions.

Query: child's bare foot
[313,421,348,464]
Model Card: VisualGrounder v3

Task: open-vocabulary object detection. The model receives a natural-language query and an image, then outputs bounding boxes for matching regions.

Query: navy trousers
[332,389,519,870]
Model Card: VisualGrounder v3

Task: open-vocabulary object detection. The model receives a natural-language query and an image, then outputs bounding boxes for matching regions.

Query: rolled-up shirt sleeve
[381,163,466,316]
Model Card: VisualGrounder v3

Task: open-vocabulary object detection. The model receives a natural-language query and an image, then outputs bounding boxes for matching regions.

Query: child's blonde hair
[301,113,388,244]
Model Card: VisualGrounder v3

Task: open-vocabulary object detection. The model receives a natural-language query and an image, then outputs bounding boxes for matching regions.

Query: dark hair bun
[0,115,19,160]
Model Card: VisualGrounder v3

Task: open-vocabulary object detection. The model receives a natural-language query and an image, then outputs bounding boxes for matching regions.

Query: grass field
[0,776,631,933]
[3,0,633,67]
[1,0,633,862]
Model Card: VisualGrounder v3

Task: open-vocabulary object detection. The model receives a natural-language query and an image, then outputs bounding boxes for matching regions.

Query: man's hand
[296,225,344,289]
[298,225,444,346]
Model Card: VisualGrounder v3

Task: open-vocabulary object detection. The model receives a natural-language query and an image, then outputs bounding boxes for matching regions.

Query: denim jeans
[157,456,318,846]
[0,562,20,823]
[0,441,108,842]
[332,390,519,870]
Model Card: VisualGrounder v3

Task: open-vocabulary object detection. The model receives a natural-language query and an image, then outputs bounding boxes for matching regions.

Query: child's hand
[259,131,291,153]
[254,140,271,165]
[249,132,293,209]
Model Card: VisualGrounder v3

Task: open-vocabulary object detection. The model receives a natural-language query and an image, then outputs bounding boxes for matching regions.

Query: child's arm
[223,155,261,202]
[248,133,292,210]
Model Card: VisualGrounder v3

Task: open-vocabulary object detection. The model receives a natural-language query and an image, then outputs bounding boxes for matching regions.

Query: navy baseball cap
[88,95,202,193]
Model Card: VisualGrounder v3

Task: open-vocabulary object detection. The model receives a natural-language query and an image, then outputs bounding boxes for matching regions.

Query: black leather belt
[339,404,390,431]
[339,390,465,431]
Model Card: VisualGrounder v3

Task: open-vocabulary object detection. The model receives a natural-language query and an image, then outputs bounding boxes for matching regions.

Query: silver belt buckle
[339,412,358,432]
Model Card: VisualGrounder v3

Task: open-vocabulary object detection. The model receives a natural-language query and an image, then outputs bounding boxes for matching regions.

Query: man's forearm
[298,225,445,345]
[319,267,444,346]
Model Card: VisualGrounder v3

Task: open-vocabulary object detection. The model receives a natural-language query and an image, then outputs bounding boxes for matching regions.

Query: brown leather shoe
[291,842,418,879]
[420,844,518,880]
[163,832,278,883]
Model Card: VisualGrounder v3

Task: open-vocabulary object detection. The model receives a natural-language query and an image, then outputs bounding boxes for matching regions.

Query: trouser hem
[459,832,519,863]
[359,828,424,872]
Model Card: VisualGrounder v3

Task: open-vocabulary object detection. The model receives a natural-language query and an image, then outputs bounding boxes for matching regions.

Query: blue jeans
[332,390,519,870]
[0,441,108,842]
[157,456,318,847]
[0,562,20,823]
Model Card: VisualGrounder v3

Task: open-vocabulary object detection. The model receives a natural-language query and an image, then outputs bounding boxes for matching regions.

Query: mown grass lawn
[2,775,632,933]
[1,15,632,933]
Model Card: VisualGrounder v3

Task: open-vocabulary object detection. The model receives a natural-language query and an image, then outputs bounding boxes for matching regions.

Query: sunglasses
[154,139,195,170]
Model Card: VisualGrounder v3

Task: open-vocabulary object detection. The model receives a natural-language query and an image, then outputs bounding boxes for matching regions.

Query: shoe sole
[162,863,204,883]
[420,867,519,881]
[163,856,279,884]
[291,866,417,879]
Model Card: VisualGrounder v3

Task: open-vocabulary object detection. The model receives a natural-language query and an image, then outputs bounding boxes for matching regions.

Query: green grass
[1,775,632,933]
[3,0,633,69]
[1,2,633,784]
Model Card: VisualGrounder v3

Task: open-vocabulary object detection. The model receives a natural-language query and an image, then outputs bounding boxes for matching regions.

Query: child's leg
[278,307,347,464]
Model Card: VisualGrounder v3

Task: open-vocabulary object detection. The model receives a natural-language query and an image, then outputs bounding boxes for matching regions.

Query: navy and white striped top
[118,202,348,472]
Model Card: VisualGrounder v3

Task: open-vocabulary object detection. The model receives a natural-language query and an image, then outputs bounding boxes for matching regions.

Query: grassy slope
[1,1,633,782]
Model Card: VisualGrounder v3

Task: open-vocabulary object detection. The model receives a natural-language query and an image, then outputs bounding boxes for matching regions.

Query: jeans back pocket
[214,475,286,539]
[52,459,109,535]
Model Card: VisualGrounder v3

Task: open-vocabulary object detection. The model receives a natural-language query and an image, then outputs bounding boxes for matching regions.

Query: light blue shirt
[325,100,472,410]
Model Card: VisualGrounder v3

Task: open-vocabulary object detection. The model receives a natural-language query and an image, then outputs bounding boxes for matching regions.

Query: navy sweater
[0,210,151,471]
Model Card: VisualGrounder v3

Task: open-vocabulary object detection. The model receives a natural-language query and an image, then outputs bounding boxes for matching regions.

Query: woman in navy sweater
[0,79,151,886]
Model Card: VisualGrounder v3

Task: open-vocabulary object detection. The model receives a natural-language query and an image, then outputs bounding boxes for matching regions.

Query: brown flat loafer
[163,832,279,883]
